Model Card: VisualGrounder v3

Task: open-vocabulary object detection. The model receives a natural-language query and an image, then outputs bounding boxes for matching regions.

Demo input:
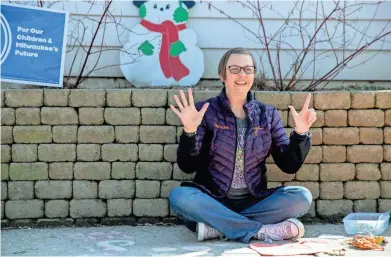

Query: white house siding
[50,1,391,81]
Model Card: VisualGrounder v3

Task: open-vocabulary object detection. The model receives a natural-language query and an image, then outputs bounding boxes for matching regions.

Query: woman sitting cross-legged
[168,47,317,243]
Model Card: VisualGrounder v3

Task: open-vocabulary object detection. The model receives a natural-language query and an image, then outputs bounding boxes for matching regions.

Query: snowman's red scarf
[141,19,190,81]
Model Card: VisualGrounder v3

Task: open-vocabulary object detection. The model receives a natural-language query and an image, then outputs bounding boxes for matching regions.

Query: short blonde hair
[218,47,257,80]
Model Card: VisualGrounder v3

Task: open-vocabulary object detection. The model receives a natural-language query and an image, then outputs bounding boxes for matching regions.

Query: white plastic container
[343,211,390,235]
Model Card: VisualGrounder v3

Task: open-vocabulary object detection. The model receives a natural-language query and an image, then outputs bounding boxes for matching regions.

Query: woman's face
[221,53,255,98]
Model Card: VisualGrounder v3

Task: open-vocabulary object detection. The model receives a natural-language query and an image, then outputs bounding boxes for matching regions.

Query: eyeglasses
[227,65,256,74]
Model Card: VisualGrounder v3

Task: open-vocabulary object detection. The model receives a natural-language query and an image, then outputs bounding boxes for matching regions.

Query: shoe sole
[286,218,305,240]
[197,222,205,241]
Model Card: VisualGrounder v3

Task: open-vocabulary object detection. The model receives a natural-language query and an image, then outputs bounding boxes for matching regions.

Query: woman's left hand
[288,93,317,134]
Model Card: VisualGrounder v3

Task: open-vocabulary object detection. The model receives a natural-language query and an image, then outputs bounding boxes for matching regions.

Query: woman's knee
[286,186,313,216]
[168,186,200,211]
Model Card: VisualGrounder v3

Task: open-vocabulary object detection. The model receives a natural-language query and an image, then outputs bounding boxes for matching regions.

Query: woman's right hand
[170,88,209,133]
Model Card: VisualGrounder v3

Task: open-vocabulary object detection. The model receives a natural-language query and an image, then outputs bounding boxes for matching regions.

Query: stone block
[70,199,106,218]
[5,90,43,107]
[317,200,353,217]
[73,162,110,180]
[320,182,343,200]
[5,200,44,219]
[266,164,295,182]
[356,164,381,181]
[345,181,380,199]
[289,110,324,128]
[106,89,132,107]
[359,128,383,144]
[38,144,76,162]
[13,126,52,143]
[310,128,322,145]
[136,162,172,180]
[168,90,220,106]
[104,108,140,125]
[77,144,101,161]
[73,181,98,199]
[375,91,391,108]
[378,199,391,212]
[49,162,73,179]
[348,110,384,127]
[1,182,7,200]
[108,199,132,217]
[132,90,167,107]
[255,92,291,110]
[44,89,69,106]
[320,163,355,181]
[45,200,69,218]
[295,165,319,181]
[351,91,375,109]
[314,92,350,110]
[15,108,40,125]
[8,181,34,200]
[323,128,359,145]
[1,126,13,144]
[161,180,181,198]
[112,162,135,179]
[140,126,176,143]
[1,145,11,162]
[347,145,383,163]
[324,110,347,127]
[12,144,37,162]
[1,108,15,125]
[380,181,391,198]
[385,128,391,144]
[79,108,104,125]
[141,108,166,124]
[136,180,160,198]
[133,199,169,217]
[139,144,163,161]
[0,90,4,107]
[69,90,105,107]
[164,144,178,162]
[304,146,322,164]
[35,181,72,199]
[1,163,9,180]
[290,93,314,110]
[384,146,391,162]
[354,200,377,212]
[53,126,77,143]
[322,146,346,163]
[386,110,391,126]
[102,144,138,161]
[381,163,391,180]
[78,126,114,143]
[41,107,78,125]
[166,109,182,126]
[115,126,139,143]
[9,163,48,180]
[99,180,135,199]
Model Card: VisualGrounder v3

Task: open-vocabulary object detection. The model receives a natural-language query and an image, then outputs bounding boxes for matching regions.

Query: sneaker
[255,218,305,241]
[196,222,223,241]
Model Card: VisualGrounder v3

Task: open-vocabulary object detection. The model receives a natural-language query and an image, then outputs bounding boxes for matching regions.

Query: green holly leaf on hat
[138,40,154,56]
[170,40,186,57]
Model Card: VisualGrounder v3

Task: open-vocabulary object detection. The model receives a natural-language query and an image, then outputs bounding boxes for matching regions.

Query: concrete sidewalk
[1,223,390,256]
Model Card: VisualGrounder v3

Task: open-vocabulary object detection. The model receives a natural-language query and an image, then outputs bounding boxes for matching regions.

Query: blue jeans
[168,186,312,243]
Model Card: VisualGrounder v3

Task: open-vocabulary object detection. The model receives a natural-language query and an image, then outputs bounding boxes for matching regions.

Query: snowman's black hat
[133,1,196,9]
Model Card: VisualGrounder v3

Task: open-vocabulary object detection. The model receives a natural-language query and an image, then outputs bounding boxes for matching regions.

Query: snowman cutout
[120,1,204,87]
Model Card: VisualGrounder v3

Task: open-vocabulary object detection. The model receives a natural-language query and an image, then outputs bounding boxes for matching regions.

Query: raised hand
[288,93,317,134]
[170,89,209,133]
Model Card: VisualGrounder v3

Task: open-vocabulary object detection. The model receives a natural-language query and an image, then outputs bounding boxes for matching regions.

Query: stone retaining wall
[1,89,390,228]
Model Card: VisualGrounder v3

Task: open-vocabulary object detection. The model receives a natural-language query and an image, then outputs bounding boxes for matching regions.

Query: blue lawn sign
[1,3,68,87]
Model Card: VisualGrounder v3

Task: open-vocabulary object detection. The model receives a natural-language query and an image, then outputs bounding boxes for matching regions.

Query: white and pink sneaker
[197,222,223,241]
[255,218,305,241]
